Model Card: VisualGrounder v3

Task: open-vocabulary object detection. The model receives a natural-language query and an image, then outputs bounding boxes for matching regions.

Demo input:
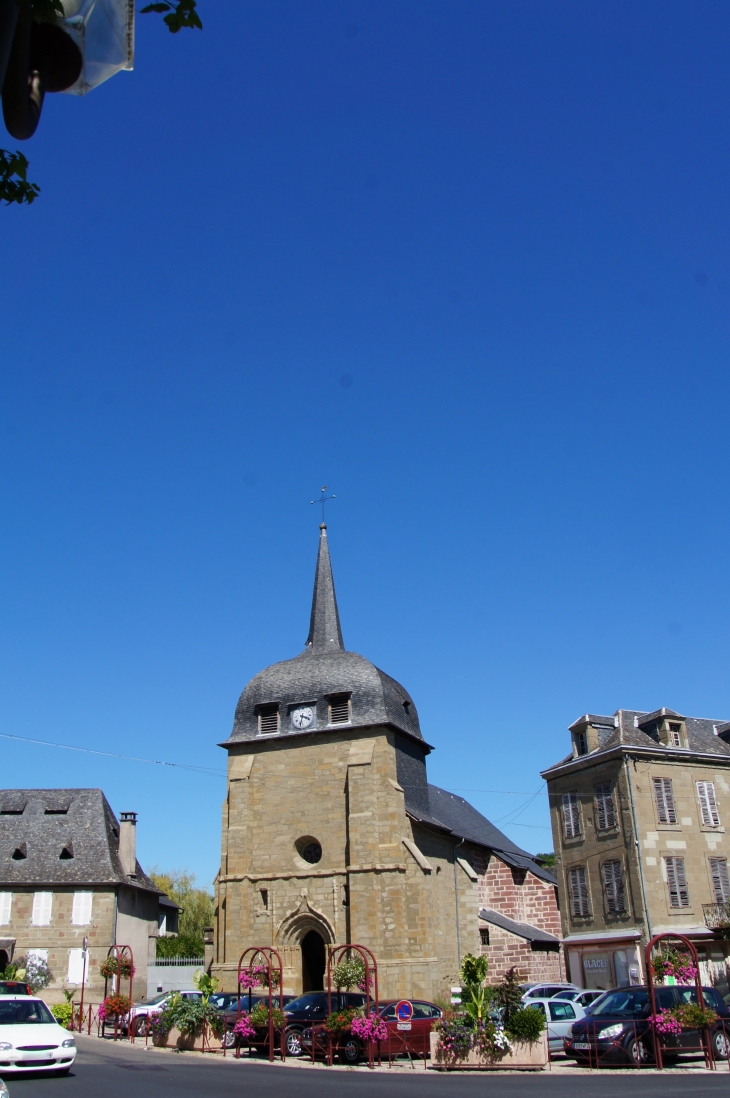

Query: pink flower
[232,1014,256,1040]
[350,1014,388,1043]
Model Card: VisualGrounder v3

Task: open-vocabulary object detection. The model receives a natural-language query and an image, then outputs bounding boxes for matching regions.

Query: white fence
[147,958,205,997]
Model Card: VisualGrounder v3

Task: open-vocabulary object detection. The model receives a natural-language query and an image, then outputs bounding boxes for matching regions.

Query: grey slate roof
[546,708,730,773]
[224,526,424,745]
[0,789,161,892]
[407,784,556,885]
[479,907,560,946]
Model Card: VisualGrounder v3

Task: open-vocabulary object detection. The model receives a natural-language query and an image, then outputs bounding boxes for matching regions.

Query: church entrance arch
[301,930,326,992]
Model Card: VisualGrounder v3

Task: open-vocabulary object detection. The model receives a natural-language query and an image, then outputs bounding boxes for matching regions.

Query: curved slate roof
[0,788,161,892]
[225,526,423,744]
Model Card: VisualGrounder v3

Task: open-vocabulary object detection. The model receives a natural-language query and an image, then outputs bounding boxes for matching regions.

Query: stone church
[212,525,561,1000]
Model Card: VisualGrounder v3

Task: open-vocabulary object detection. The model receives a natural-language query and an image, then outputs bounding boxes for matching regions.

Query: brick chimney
[119,812,137,877]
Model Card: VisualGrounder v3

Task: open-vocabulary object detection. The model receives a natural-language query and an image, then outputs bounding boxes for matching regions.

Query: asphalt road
[4,1036,730,1098]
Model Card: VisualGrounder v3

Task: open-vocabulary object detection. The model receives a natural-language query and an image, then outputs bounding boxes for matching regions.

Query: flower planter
[152,1026,224,1052]
[429,1031,548,1070]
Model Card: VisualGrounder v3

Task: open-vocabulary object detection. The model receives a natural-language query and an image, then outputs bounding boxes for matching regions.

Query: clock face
[291,706,314,730]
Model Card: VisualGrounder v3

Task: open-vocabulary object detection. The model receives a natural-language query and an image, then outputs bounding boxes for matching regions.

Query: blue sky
[3,1,730,887]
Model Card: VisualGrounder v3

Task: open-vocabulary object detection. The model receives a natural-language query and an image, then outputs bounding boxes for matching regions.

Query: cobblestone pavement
[3,1035,730,1097]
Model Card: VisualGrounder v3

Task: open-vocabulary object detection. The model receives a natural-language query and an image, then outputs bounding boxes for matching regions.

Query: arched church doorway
[301,930,326,992]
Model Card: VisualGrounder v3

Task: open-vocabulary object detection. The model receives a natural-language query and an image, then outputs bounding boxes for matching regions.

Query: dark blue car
[564,985,730,1065]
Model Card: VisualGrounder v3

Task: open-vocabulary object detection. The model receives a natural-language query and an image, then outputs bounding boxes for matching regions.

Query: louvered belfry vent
[258,704,280,734]
[329,694,351,724]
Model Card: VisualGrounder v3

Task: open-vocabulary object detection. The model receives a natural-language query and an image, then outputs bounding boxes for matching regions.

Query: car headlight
[62,1038,76,1048]
[0,1081,8,1098]
[0,1042,12,1051]
[598,1023,625,1040]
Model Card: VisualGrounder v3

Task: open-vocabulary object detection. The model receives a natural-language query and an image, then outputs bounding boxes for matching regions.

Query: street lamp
[77,935,88,1033]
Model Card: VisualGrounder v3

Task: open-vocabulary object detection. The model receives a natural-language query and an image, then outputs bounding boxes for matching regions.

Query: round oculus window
[295,835,323,865]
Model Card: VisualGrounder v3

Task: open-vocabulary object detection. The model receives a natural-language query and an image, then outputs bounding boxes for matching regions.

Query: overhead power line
[0,732,226,777]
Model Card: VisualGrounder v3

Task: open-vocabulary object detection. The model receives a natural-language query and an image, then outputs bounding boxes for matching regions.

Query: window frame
[594,781,617,831]
[709,857,730,904]
[568,865,591,918]
[561,792,582,840]
[602,859,627,914]
[653,777,678,826]
[71,891,93,926]
[697,781,721,829]
[327,694,351,725]
[664,855,690,909]
[257,704,280,735]
[31,892,53,927]
[0,893,11,926]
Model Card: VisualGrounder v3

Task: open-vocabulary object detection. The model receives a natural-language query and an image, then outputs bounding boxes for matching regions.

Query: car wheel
[626,1036,652,1064]
[713,1030,729,1060]
[223,1029,237,1049]
[131,1016,147,1037]
[286,1028,304,1057]
[339,1036,361,1065]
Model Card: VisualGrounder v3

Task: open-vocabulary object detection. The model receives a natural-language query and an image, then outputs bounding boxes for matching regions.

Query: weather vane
[311,485,336,524]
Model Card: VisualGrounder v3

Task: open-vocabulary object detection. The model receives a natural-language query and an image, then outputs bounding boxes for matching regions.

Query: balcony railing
[703,902,730,929]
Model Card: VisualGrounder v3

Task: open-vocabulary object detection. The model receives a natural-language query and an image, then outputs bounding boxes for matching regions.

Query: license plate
[397,1023,412,1031]
[573,1042,591,1050]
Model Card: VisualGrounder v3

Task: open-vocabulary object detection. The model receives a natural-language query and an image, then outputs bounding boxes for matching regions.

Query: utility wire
[0,732,226,777]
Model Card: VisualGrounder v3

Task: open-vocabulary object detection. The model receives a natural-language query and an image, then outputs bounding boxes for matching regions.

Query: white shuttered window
[31,892,53,926]
[653,778,677,825]
[664,857,690,908]
[602,860,626,913]
[697,782,721,828]
[67,949,87,984]
[568,866,590,917]
[594,783,616,831]
[709,858,730,904]
[0,894,11,926]
[562,792,582,839]
[71,892,92,926]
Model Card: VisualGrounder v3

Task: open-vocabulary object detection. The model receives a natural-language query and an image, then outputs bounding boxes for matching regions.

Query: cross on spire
[310,485,336,525]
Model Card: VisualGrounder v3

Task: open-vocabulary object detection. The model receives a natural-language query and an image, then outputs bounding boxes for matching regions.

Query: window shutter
[594,783,616,831]
[72,892,92,926]
[0,894,11,926]
[665,857,690,908]
[653,778,677,825]
[258,705,279,734]
[329,695,351,724]
[697,782,720,828]
[31,892,53,926]
[709,858,730,904]
[67,949,86,984]
[562,793,582,839]
[603,860,625,913]
[569,866,590,917]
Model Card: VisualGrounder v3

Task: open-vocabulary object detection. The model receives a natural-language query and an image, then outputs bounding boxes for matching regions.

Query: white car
[126,990,202,1035]
[553,989,605,1010]
[0,995,77,1075]
[522,997,585,1053]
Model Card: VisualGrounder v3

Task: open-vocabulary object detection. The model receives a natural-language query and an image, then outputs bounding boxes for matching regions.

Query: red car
[301,999,443,1064]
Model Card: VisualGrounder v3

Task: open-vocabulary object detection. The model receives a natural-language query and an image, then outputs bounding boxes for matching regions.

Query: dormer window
[328,694,351,725]
[257,704,280,734]
[668,723,682,748]
[574,731,588,757]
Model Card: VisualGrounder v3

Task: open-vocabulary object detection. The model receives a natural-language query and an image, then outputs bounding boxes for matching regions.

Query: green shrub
[51,1003,73,1029]
[505,1006,545,1044]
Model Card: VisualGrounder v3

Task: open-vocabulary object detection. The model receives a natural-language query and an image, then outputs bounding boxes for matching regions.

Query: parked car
[0,995,77,1075]
[564,985,730,1065]
[521,982,580,1002]
[0,982,32,997]
[220,993,299,1051]
[301,998,443,1064]
[523,997,586,1052]
[126,990,202,1036]
[553,989,606,1010]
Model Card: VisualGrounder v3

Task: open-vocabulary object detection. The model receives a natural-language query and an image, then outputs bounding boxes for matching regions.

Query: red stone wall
[469,849,563,984]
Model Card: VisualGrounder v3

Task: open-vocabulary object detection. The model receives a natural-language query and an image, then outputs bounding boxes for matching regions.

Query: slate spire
[305,523,344,651]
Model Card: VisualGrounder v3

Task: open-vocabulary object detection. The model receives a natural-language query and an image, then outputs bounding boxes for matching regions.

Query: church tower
[212,524,480,999]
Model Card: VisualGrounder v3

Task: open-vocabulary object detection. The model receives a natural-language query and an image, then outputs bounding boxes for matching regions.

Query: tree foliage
[149,867,214,958]
[0,150,40,205]
[140,0,201,33]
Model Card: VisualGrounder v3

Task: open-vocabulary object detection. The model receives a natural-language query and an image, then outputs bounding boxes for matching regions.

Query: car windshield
[590,990,651,1018]
[140,993,168,1006]
[0,1000,55,1025]
[284,994,326,1012]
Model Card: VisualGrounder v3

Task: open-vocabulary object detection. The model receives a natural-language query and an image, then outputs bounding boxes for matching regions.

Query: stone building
[213,525,561,1000]
[0,789,177,1004]
[542,708,730,995]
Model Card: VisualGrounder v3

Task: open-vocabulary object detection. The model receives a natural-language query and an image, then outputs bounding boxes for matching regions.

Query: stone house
[0,789,177,1004]
[542,708,730,995]
[213,525,561,1001]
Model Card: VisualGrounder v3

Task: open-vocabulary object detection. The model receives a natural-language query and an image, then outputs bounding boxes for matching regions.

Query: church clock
[291,706,314,730]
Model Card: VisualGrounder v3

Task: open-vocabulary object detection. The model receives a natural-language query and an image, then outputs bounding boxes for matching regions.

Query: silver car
[522,997,586,1053]
[553,989,605,1010]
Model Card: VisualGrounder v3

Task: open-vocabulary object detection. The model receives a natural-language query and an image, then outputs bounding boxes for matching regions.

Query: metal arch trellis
[102,943,134,1042]
[236,946,286,1063]
[326,943,380,1069]
[645,932,714,1070]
